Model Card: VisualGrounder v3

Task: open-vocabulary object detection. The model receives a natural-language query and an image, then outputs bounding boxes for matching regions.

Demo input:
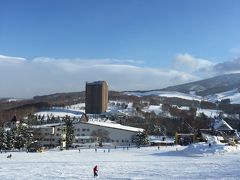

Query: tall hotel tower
[85,81,108,114]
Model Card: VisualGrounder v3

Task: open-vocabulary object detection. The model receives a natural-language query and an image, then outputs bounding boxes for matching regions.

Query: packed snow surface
[1,144,240,180]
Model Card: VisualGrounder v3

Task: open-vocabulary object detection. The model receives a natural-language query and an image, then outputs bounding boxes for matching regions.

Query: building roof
[32,123,65,129]
[86,120,144,132]
[214,118,233,130]
[86,81,107,86]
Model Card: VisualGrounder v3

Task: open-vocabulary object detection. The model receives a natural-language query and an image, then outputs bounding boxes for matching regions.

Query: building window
[81,134,85,136]
[82,129,86,132]
[116,140,119,142]
[87,129,90,131]
[77,128,80,131]
[57,128,60,131]
[122,140,124,142]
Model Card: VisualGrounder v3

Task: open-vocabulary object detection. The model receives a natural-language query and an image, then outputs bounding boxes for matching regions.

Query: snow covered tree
[64,116,74,150]
[133,131,148,148]
[13,122,34,150]
[14,124,26,149]
[6,130,14,150]
[24,129,34,151]
[0,127,7,150]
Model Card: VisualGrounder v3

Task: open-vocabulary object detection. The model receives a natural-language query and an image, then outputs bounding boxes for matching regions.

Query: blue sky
[0,0,240,97]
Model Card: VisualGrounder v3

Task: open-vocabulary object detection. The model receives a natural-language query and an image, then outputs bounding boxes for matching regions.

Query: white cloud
[0,54,26,64]
[212,57,240,74]
[0,55,197,98]
[230,47,240,56]
[173,53,214,72]
[2,53,240,98]
[172,54,240,77]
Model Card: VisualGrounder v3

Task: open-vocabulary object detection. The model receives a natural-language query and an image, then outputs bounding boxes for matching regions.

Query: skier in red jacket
[93,165,98,177]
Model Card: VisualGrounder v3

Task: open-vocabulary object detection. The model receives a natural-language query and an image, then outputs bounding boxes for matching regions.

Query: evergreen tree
[6,130,14,150]
[14,123,26,149]
[133,131,149,148]
[0,127,7,150]
[64,116,74,150]
[24,128,34,151]
[13,122,33,150]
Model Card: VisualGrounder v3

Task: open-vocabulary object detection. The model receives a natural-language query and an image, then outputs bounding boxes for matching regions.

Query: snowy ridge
[125,89,240,104]
[125,90,202,101]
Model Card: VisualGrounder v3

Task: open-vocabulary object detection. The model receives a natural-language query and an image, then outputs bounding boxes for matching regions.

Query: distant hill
[161,73,240,96]
[2,73,240,124]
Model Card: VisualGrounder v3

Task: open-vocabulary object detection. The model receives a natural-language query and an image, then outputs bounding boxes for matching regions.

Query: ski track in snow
[0,145,240,180]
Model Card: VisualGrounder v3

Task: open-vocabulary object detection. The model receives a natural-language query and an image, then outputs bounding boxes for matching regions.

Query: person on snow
[93,165,98,177]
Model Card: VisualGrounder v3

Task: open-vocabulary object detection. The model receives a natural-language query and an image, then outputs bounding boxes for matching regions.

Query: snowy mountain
[161,73,240,96]
[126,88,240,105]
[125,90,202,101]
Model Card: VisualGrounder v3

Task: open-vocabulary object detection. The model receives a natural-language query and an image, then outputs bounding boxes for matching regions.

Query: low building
[32,117,144,148]
[32,123,66,148]
[73,120,143,146]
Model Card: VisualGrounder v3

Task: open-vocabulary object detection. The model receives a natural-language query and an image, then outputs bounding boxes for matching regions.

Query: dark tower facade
[85,81,108,114]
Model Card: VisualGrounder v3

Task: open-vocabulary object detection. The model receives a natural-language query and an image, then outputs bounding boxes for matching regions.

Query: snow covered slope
[0,145,240,179]
[206,88,240,104]
[126,88,240,104]
[125,90,202,101]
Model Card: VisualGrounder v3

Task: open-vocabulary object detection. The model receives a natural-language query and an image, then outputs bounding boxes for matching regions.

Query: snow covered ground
[205,88,240,104]
[35,108,84,119]
[125,89,240,105]
[1,144,240,180]
[125,90,202,101]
